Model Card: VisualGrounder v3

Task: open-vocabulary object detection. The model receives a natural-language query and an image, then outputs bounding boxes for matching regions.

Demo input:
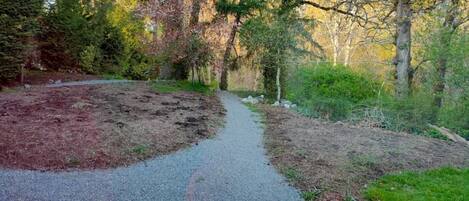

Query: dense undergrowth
[285,64,469,139]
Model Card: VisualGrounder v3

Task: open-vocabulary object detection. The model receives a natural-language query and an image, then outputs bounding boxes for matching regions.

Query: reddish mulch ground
[261,106,469,201]
[0,83,224,171]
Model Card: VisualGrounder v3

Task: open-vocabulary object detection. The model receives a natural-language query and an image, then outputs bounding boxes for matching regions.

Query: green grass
[365,167,469,201]
[421,128,449,141]
[302,190,320,201]
[281,166,302,182]
[131,145,149,155]
[152,80,215,95]
[102,73,126,80]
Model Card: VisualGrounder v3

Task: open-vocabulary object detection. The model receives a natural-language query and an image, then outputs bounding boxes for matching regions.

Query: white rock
[24,84,31,89]
[54,80,62,84]
[273,101,280,106]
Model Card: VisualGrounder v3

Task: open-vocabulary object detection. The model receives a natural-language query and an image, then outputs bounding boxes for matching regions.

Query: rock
[48,79,54,84]
[54,80,62,84]
[272,101,280,107]
[241,96,259,104]
[24,84,31,89]
[282,100,292,105]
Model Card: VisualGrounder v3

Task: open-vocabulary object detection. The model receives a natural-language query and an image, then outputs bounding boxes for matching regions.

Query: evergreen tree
[0,0,43,83]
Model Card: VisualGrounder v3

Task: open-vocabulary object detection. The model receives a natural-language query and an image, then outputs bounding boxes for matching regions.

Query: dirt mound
[261,106,469,200]
[0,83,224,171]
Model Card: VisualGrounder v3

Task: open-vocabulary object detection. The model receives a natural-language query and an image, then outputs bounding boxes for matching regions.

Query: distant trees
[0,0,43,83]
[432,0,467,108]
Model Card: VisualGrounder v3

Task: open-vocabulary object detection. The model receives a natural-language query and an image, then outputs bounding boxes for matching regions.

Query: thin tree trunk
[394,0,412,98]
[21,65,24,85]
[220,14,240,90]
[343,21,356,66]
[189,0,201,28]
[276,65,281,102]
[433,0,459,108]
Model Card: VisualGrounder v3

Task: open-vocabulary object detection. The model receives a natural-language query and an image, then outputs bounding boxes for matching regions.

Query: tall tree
[433,0,467,108]
[0,0,43,83]
[394,0,412,98]
[216,0,265,90]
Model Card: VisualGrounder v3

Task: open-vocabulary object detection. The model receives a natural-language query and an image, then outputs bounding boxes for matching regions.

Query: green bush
[79,45,102,74]
[376,91,436,134]
[439,99,469,139]
[287,64,381,120]
[120,51,157,80]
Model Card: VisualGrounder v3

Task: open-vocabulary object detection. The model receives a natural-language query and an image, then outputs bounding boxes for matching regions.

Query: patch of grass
[282,166,302,182]
[245,103,260,113]
[131,145,149,155]
[350,154,378,169]
[152,80,214,95]
[365,167,469,201]
[102,73,126,80]
[421,128,449,141]
[302,190,321,201]
[244,103,266,126]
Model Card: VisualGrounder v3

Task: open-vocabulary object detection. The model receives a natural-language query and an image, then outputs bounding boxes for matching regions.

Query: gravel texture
[0,89,301,201]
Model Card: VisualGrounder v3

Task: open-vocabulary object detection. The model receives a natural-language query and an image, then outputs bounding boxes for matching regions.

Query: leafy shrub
[79,45,102,74]
[375,91,436,134]
[287,64,381,121]
[439,98,469,139]
[120,51,157,80]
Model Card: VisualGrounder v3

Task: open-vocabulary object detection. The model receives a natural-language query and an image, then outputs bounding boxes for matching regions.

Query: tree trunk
[394,0,412,98]
[433,0,459,108]
[276,65,281,102]
[189,0,201,28]
[343,21,356,66]
[220,14,240,90]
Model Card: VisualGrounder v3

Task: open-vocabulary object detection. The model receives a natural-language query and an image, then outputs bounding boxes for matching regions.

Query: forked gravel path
[0,81,301,201]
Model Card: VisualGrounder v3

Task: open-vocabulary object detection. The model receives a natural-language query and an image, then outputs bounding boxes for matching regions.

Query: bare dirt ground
[0,82,224,171]
[1,70,99,88]
[261,106,469,201]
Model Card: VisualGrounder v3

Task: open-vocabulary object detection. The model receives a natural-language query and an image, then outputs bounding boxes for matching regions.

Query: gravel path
[0,83,301,201]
